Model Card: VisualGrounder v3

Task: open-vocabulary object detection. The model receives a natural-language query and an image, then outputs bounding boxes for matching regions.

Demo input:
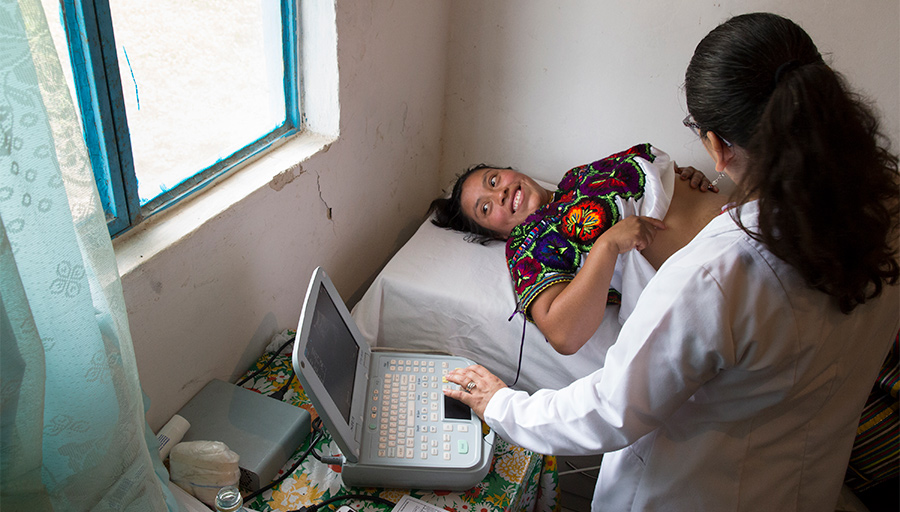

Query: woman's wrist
[590,236,622,258]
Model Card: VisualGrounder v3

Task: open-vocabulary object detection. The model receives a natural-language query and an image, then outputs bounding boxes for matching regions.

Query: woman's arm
[529,215,666,355]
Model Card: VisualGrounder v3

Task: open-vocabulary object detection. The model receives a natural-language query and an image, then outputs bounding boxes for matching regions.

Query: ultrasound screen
[304,285,359,423]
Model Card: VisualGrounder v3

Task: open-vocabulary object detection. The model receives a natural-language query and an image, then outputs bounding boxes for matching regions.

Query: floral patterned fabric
[240,336,560,512]
[506,143,655,320]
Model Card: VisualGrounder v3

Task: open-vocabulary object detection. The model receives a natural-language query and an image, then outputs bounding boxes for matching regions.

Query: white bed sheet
[350,218,622,393]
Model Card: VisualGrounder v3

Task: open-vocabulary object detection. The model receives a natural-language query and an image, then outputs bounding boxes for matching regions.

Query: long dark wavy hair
[685,12,899,313]
[427,164,514,244]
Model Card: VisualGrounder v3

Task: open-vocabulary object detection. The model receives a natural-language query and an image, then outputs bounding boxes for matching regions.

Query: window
[42,0,301,237]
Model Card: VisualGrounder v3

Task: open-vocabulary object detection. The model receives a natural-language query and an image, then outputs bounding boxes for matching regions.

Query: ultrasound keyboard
[364,353,481,467]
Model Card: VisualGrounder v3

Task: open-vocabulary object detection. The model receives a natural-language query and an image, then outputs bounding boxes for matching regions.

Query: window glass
[38,0,302,235]
[107,0,286,205]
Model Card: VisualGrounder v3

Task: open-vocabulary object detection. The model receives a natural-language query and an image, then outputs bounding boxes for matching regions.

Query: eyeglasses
[683,115,732,147]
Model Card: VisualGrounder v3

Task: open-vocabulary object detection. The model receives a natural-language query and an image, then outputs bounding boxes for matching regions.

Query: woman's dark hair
[685,12,899,313]
[427,164,512,244]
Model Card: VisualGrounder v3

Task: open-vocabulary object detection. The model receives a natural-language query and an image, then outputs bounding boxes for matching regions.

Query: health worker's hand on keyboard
[443,365,508,420]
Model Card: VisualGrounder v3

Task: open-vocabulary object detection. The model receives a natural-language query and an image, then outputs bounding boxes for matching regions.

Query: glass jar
[214,485,244,512]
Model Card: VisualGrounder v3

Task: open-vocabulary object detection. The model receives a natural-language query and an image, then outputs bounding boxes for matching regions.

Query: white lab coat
[484,201,899,511]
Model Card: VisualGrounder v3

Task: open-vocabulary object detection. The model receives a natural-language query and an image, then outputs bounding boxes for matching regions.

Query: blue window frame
[59,0,301,237]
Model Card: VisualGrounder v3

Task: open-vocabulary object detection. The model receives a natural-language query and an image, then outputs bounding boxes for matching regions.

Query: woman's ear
[704,132,735,173]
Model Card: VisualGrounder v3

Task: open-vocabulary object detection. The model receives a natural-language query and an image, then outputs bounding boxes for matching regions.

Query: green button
[457,440,468,454]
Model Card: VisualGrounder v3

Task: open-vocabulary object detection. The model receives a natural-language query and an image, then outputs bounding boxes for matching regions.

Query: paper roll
[156,414,191,460]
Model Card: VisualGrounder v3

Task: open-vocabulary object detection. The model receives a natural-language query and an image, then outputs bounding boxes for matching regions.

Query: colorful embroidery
[561,198,610,243]
[534,232,576,271]
[506,143,653,319]
[511,255,541,292]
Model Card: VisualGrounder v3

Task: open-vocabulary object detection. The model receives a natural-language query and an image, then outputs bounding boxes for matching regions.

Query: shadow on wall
[231,312,280,382]
[347,215,425,308]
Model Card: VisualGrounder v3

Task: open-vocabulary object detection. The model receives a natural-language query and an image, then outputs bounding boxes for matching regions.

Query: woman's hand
[529,215,665,356]
[675,163,719,192]
[443,365,508,420]
[596,215,666,255]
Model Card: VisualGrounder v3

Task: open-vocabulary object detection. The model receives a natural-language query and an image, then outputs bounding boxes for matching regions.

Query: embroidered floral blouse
[505,143,655,320]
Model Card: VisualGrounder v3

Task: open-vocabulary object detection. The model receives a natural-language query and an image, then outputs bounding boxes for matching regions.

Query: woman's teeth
[513,190,522,212]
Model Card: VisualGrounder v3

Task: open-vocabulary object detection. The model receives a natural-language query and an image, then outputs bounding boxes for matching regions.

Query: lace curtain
[0,0,174,509]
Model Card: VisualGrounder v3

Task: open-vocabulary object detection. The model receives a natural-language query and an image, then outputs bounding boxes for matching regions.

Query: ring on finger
[466,381,476,392]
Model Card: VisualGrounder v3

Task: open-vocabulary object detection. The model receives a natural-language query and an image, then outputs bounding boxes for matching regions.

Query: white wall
[124,0,451,430]
[440,0,899,187]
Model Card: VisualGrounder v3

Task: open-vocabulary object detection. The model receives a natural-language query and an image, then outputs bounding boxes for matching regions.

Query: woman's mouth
[512,189,522,213]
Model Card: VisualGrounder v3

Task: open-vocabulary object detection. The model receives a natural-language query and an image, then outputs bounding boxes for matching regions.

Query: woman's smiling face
[459,167,551,238]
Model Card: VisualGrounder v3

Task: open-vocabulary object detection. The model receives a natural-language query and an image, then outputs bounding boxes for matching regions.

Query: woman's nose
[494,187,508,205]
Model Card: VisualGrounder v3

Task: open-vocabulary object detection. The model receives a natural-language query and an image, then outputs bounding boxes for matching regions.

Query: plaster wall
[440,0,899,187]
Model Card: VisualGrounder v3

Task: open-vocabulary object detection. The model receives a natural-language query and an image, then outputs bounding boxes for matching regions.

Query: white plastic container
[169,441,240,507]
[156,414,190,460]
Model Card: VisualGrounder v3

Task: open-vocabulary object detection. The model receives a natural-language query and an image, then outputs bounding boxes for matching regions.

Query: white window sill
[114,130,336,277]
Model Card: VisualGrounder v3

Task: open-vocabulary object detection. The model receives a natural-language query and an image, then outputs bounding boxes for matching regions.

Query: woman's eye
[482,203,489,215]
[490,176,497,187]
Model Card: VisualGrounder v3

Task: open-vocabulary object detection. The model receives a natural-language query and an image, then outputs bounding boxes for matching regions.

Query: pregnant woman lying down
[429,144,729,355]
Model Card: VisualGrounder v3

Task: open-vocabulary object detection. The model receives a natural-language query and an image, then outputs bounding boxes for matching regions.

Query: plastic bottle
[214,485,245,512]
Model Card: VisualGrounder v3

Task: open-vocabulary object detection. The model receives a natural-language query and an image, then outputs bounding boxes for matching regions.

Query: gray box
[177,379,311,491]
